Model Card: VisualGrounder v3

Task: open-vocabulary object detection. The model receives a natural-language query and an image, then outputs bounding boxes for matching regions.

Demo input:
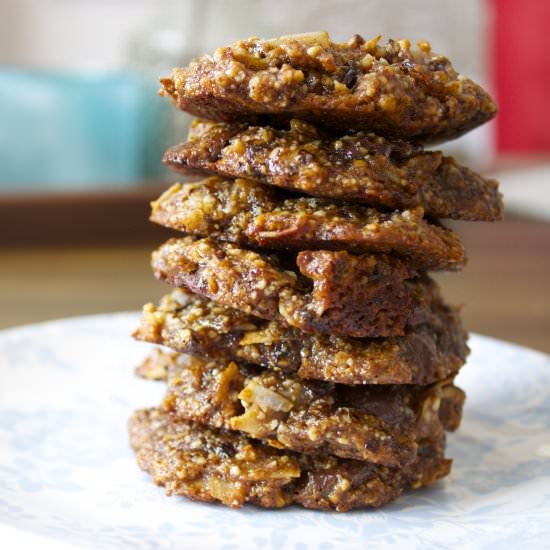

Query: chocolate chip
[218,442,236,458]
[342,67,359,89]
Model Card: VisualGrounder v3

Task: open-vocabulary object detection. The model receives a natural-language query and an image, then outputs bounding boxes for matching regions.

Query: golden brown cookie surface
[151,177,466,269]
[163,119,502,221]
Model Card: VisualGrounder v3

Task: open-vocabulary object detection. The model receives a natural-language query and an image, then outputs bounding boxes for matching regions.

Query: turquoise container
[0,69,169,190]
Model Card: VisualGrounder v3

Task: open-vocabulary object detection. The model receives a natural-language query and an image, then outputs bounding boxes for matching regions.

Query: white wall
[0,0,158,71]
[0,0,487,79]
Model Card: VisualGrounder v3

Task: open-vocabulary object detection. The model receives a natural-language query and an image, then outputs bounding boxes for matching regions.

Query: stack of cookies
[129,32,502,512]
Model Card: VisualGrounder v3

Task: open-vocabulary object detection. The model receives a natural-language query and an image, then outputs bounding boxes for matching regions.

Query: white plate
[1,314,549,550]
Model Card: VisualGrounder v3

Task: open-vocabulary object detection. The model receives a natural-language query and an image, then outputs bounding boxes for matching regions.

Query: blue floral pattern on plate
[0,314,549,549]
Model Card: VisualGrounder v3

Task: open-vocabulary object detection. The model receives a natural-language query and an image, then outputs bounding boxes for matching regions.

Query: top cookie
[161,32,497,143]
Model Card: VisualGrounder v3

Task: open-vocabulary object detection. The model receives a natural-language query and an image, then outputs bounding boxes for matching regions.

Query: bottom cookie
[129,408,451,512]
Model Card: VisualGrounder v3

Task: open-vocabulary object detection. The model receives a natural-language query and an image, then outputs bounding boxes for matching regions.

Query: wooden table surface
[1,215,549,354]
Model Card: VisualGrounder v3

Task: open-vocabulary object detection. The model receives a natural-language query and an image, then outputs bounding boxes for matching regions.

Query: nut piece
[267,31,331,47]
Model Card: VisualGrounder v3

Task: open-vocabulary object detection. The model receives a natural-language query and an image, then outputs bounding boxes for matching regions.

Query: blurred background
[1,0,549,352]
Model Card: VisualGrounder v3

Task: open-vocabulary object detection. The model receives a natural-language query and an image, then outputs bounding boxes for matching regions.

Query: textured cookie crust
[152,237,439,338]
[133,290,469,385]
[163,119,502,221]
[150,177,466,269]
[129,407,452,511]
[142,349,464,466]
[160,33,496,144]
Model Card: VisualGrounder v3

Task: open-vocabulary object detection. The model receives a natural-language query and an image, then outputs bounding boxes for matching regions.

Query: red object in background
[491,0,550,153]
